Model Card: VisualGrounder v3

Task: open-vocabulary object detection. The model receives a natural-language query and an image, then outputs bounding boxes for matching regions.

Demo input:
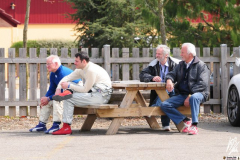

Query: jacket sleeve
[165,64,179,83]
[45,74,57,100]
[139,66,155,82]
[191,64,210,93]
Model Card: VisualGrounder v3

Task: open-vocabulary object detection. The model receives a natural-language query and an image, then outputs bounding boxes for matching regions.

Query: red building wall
[0,0,76,24]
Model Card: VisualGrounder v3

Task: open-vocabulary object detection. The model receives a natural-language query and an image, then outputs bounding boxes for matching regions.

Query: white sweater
[57,62,112,93]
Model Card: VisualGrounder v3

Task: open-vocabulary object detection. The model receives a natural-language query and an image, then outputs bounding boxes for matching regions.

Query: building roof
[0,8,20,27]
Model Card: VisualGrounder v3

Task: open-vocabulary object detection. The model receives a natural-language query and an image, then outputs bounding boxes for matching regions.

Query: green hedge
[10,40,78,57]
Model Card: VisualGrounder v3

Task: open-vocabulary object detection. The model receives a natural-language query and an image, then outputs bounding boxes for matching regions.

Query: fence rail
[0,45,240,117]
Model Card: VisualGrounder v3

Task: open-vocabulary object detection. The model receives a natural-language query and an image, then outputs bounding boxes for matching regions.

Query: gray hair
[156,45,170,57]
[46,55,61,66]
[182,43,196,56]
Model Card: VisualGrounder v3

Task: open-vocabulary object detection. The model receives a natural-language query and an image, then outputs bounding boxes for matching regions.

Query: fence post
[8,48,16,116]
[19,48,27,117]
[220,44,228,115]
[0,48,5,116]
[103,45,111,76]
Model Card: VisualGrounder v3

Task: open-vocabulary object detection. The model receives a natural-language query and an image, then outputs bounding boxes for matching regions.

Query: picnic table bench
[73,80,191,135]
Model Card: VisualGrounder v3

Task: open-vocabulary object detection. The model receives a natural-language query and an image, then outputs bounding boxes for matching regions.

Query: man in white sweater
[52,51,112,135]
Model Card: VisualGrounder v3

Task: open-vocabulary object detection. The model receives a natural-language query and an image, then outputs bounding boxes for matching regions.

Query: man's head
[156,45,170,65]
[46,55,61,72]
[181,43,196,63]
[74,51,90,69]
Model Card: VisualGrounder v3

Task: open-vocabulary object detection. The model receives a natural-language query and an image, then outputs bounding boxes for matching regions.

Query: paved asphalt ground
[0,121,240,160]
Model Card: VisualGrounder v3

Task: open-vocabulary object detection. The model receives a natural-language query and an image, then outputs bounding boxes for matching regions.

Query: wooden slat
[61,48,68,67]
[220,45,228,115]
[81,48,88,54]
[71,48,78,70]
[212,48,221,113]
[50,48,57,55]
[155,89,169,102]
[196,47,200,57]
[0,48,5,116]
[142,48,150,69]
[132,48,139,80]
[8,48,16,116]
[232,47,240,76]
[103,45,111,76]
[0,101,39,106]
[76,104,118,109]
[39,49,48,98]
[122,48,129,80]
[96,106,191,118]
[173,48,180,57]
[106,90,137,135]
[203,47,212,113]
[19,48,27,117]
[29,49,38,116]
[112,48,119,81]
[81,114,97,131]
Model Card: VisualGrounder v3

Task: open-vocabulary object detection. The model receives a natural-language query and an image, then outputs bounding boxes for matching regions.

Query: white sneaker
[162,126,171,131]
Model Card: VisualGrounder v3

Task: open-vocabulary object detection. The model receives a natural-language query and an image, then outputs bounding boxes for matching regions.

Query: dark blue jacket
[45,65,81,100]
[166,56,210,101]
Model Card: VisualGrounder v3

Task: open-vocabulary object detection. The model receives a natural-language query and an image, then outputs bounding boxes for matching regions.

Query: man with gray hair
[161,43,210,135]
[139,45,180,131]
[29,55,81,134]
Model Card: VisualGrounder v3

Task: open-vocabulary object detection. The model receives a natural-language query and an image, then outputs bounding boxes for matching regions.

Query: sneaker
[182,120,192,133]
[162,126,171,131]
[29,122,47,132]
[188,125,198,135]
[45,122,60,134]
[52,90,72,101]
[52,123,72,135]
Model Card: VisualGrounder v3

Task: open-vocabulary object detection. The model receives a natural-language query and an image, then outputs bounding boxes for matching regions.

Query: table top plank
[112,80,166,88]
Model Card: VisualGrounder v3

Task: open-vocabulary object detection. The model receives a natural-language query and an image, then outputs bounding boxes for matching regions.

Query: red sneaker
[52,123,72,135]
[53,90,72,101]
[182,120,192,133]
[188,125,198,135]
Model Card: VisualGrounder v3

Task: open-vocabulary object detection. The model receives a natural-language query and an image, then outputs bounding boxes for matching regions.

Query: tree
[66,0,158,49]
[23,0,31,48]
[135,0,170,45]
[136,0,240,48]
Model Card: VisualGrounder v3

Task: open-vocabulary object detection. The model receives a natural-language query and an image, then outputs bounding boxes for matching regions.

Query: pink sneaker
[182,120,192,133]
[188,125,198,135]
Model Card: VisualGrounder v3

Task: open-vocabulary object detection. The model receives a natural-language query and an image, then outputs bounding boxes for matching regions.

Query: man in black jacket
[162,43,210,135]
[139,45,180,131]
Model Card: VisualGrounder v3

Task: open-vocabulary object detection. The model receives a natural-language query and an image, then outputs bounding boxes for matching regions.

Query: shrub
[10,40,78,57]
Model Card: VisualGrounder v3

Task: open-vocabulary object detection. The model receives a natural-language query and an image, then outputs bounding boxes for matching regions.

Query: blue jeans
[151,90,175,127]
[160,92,204,125]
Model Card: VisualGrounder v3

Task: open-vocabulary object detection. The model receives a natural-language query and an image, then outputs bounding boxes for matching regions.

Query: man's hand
[55,89,61,95]
[166,79,174,92]
[152,76,162,82]
[40,97,49,107]
[184,95,190,107]
[60,82,69,89]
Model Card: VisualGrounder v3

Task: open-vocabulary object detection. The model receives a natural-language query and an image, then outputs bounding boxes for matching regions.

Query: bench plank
[96,106,191,118]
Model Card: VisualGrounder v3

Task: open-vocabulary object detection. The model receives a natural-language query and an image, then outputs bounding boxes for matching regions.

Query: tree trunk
[159,0,167,45]
[23,0,31,48]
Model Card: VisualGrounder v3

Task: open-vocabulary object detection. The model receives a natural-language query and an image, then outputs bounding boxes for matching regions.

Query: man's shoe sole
[52,94,72,101]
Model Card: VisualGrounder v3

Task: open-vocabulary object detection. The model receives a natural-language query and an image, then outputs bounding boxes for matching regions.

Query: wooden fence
[0,44,240,117]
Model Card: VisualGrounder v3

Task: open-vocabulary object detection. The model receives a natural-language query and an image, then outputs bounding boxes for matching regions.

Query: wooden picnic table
[105,80,169,134]
[74,80,191,135]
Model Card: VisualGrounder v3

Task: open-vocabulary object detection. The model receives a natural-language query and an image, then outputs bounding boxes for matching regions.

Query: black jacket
[166,56,210,102]
[139,57,179,106]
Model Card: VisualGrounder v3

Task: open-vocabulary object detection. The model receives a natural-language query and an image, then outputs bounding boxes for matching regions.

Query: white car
[227,57,240,126]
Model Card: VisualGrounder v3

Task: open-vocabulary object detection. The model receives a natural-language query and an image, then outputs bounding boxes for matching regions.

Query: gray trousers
[39,100,63,123]
[62,92,111,124]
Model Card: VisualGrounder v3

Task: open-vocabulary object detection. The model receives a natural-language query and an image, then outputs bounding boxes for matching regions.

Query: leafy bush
[10,40,78,57]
